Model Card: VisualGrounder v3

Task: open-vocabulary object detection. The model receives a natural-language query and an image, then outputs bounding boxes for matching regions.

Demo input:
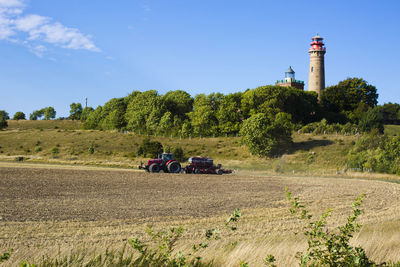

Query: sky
[1,0,400,118]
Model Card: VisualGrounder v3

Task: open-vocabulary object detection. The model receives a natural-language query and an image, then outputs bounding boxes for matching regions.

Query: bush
[13,111,26,120]
[348,130,400,174]
[88,142,95,154]
[285,188,374,266]
[240,112,293,157]
[299,120,359,135]
[51,147,60,158]
[137,138,163,158]
[0,110,8,130]
[359,107,384,133]
[172,147,185,162]
[34,146,42,153]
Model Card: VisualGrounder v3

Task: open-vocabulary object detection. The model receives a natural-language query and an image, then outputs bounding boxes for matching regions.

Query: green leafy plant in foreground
[285,187,373,266]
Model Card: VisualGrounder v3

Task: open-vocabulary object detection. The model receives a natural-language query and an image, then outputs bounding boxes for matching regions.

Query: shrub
[0,110,8,130]
[348,130,400,174]
[88,142,95,154]
[285,188,374,266]
[359,107,384,133]
[172,147,185,162]
[51,147,60,158]
[13,111,26,120]
[240,112,293,157]
[34,146,42,153]
[137,138,163,158]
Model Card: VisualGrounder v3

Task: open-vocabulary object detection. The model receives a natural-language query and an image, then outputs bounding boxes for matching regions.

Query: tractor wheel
[168,162,181,173]
[217,169,223,175]
[149,163,160,173]
[194,169,201,174]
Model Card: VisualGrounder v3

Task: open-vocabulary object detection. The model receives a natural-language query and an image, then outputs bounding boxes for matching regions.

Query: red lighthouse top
[309,34,326,52]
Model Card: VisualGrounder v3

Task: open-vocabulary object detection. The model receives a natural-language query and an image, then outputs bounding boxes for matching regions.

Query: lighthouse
[275,66,304,90]
[308,34,326,100]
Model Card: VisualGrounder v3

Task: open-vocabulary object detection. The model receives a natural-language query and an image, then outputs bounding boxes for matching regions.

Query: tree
[380,102,400,122]
[358,107,384,133]
[80,107,94,121]
[41,107,56,120]
[69,103,83,120]
[240,112,293,157]
[321,77,378,122]
[162,90,193,119]
[125,90,164,133]
[82,106,102,129]
[0,110,8,130]
[12,111,26,120]
[188,93,222,137]
[216,92,243,135]
[241,86,318,124]
[99,98,127,130]
[30,110,43,120]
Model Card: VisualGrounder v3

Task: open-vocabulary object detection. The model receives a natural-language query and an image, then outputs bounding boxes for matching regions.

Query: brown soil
[0,166,289,222]
[1,164,400,265]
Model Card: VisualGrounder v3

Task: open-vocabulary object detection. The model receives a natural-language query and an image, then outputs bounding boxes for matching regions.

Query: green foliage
[358,107,384,133]
[216,92,243,135]
[0,110,8,130]
[137,138,163,158]
[299,120,359,135]
[69,103,83,120]
[51,146,59,157]
[30,107,56,120]
[348,130,400,174]
[189,93,222,137]
[241,85,318,124]
[321,77,378,123]
[13,111,26,120]
[29,110,43,120]
[88,142,95,154]
[34,146,42,153]
[380,102,400,121]
[172,147,185,162]
[125,90,164,134]
[42,107,56,120]
[80,106,94,122]
[0,252,10,262]
[240,112,293,157]
[285,187,373,266]
[82,106,102,130]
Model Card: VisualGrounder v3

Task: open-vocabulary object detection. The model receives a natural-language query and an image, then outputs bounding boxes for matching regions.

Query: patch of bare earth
[0,164,399,266]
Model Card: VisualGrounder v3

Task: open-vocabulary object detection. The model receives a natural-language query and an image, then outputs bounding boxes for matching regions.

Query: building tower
[308,34,326,100]
[275,66,304,90]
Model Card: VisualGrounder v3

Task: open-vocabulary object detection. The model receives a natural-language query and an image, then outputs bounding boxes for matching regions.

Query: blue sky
[1,0,400,118]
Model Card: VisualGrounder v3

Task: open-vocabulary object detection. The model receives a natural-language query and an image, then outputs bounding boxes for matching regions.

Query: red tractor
[138,153,182,173]
[183,156,232,175]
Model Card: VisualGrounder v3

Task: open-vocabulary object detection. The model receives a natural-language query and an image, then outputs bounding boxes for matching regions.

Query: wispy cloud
[0,0,100,55]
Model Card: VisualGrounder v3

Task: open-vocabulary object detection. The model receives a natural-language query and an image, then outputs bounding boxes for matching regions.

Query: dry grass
[1,164,400,266]
[0,122,360,175]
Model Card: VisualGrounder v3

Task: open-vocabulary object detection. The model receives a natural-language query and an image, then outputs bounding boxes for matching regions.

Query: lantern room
[285,66,295,82]
[309,33,325,52]
[309,34,326,52]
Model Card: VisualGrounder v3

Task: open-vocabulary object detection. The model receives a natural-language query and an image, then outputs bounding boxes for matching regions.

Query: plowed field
[1,163,400,266]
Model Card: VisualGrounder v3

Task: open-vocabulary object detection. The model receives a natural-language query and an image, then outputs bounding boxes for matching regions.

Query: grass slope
[1,120,396,177]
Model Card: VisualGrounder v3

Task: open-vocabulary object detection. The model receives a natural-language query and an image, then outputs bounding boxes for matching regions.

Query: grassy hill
[0,120,363,175]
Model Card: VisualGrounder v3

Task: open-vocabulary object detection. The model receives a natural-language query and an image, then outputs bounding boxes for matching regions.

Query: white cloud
[0,0,24,8]
[0,0,100,55]
[14,14,49,31]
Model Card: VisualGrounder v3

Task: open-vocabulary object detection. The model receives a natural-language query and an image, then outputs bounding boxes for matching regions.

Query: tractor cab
[160,153,174,162]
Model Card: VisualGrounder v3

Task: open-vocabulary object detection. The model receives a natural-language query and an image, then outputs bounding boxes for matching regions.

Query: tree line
[1,77,396,157]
